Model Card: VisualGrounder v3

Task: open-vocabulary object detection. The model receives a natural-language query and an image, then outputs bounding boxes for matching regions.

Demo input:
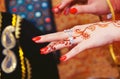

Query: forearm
[111,20,120,41]
[106,20,120,42]
[110,0,120,13]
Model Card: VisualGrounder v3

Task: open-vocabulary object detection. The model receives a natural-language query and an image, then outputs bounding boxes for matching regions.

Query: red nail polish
[60,56,67,61]
[52,7,59,13]
[40,47,48,54]
[63,8,69,15]
[70,8,77,14]
[32,36,41,42]
[52,4,61,13]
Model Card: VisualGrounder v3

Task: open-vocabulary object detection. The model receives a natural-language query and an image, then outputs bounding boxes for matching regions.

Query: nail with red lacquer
[70,8,77,14]
[52,4,61,13]
[40,47,48,54]
[32,36,41,42]
[60,56,67,61]
[63,9,69,15]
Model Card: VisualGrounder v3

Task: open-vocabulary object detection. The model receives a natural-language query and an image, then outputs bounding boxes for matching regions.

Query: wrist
[112,20,120,41]
[110,0,120,13]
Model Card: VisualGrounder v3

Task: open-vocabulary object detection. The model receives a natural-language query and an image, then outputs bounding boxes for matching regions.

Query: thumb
[70,4,97,14]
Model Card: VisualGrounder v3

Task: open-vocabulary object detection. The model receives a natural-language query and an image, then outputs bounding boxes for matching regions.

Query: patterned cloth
[6,0,56,34]
[0,12,59,79]
[6,0,60,64]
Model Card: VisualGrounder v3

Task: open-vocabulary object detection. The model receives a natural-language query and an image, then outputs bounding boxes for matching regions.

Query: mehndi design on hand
[33,20,120,61]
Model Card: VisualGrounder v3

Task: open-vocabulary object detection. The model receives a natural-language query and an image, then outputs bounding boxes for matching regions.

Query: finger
[60,39,94,61]
[40,36,82,54]
[40,40,72,54]
[32,31,67,43]
[32,28,76,43]
[69,4,96,14]
[59,0,72,10]
[63,6,70,15]
[53,0,73,13]
[32,29,77,43]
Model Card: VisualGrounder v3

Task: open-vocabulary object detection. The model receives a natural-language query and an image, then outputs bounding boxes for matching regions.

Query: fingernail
[40,47,48,54]
[52,4,61,13]
[60,56,67,61]
[70,8,77,14]
[52,7,59,13]
[32,36,41,42]
[63,9,69,15]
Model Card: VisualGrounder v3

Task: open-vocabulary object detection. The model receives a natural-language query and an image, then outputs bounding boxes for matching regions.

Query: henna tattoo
[81,20,120,40]
[75,28,90,40]
[42,20,120,53]
[96,20,120,27]
[46,40,72,53]
[74,21,114,40]
[87,25,96,31]
[112,20,120,27]
[93,21,109,27]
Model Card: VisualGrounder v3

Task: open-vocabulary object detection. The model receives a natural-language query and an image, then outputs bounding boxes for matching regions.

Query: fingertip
[52,7,60,14]
[40,47,48,54]
[32,36,41,42]
[69,8,78,14]
[52,4,61,14]
[60,55,67,62]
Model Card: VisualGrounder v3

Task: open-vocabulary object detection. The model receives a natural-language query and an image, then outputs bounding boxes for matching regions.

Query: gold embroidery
[0,13,2,33]
[0,12,2,79]
[12,14,26,79]
[19,47,26,79]
[1,26,16,48]
[12,14,32,79]
[12,14,17,26]
[0,69,1,79]
[1,49,17,73]
[12,14,21,39]
[1,25,17,73]
[25,58,32,79]
[0,13,31,79]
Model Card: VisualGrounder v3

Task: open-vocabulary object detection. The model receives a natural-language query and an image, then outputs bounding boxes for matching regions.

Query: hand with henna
[32,20,120,61]
[53,0,120,15]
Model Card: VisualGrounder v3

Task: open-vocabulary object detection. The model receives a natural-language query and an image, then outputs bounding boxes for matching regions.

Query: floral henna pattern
[45,40,72,53]
[87,25,96,31]
[96,20,120,27]
[74,28,91,40]
[81,20,120,40]
[40,20,120,54]
[93,22,109,27]
[73,21,116,40]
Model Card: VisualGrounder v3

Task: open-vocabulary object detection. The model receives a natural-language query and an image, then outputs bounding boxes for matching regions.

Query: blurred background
[1,0,120,79]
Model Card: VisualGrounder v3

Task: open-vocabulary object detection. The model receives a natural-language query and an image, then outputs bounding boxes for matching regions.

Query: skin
[53,0,110,15]
[32,0,120,61]
[32,20,120,61]
[3,0,119,61]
